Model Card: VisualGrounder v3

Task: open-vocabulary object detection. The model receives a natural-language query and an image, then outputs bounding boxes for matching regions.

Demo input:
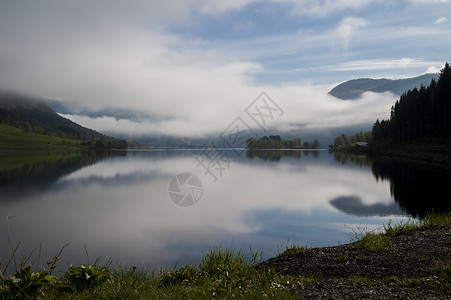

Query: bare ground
[260,224,451,299]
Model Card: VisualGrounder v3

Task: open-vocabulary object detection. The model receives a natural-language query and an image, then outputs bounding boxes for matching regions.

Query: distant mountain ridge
[329,73,439,100]
[0,90,106,141]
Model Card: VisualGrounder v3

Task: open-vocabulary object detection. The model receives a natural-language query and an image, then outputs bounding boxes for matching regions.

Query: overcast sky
[0,0,450,137]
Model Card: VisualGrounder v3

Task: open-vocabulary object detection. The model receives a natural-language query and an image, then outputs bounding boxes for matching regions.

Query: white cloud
[329,58,444,73]
[62,84,397,137]
[0,23,263,131]
[1,0,450,138]
[334,17,368,50]
[435,16,448,23]
[196,0,259,14]
[264,86,396,130]
[425,66,441,74]
[274,0,379,16]
[190,0,380,16]
[409,0,451,3]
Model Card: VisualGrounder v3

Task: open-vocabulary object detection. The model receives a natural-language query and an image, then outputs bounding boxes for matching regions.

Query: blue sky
[169,0,449,84]
[0,0,450,137]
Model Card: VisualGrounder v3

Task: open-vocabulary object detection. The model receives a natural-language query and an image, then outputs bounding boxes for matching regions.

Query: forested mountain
[0,90,127,148]
[372,62,451,142]
[329,73,439,100]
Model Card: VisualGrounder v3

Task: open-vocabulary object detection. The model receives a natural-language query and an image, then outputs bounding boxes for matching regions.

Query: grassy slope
[0,124,85,150]
[0,124,87,172]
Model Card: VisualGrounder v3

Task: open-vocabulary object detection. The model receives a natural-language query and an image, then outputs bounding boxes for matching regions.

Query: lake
[1,149,449,273]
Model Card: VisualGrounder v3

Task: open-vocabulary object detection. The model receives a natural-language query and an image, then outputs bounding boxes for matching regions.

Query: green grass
[275,241,311,255]
[2,212,451,299]
[353,232,392,252]
[431,261,451,295]
[0,124,85,150]
[383,219,420,237]
[0,124,88,172]
[345,276,376,285]
[0,245,302,300]
[0,150,87,172]
[345,212,451,296]
[352,211,451,253]
[421,211,451,226]
[282,244,310,255]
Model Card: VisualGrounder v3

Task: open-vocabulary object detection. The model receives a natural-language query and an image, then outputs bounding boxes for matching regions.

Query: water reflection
[0,151,126,202]
[245,149,319,161]
[330,195,405,217]
[0,149,448,273]
[371,159,451,217]
[330,152,451,218]
[332,152,373,168]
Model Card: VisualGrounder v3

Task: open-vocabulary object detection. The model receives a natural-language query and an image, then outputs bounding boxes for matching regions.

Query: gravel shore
[260,224,451,299]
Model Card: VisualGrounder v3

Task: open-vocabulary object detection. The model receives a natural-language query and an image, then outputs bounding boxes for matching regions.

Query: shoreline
[331,144,451,172]
[367,147,451,171]
[2,217,451,299]
[260,223,451,299]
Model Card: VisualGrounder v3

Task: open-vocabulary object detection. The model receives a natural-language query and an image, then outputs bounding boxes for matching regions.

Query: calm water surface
[0,149,449,272]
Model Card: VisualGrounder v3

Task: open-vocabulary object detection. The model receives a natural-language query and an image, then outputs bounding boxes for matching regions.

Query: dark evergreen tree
[372,61,451,142]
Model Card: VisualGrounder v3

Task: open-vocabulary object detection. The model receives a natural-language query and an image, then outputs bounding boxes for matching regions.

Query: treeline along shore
[330,61,451,170]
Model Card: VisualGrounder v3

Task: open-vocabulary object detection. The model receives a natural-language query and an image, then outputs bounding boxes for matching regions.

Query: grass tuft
[275,240,311,256]
[353,232,391,252]
[352,212,451,253]
[282,244,311,255]
[383,219,420,236]
[422,210,451,226]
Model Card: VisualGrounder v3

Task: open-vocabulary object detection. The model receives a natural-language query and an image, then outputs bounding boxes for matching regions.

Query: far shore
[331,143,451,171]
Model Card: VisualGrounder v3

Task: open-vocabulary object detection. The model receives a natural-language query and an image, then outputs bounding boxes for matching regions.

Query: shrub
[62,264,111,291]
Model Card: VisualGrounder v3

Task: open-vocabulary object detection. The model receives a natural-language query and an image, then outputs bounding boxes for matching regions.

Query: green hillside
[0,90,105,141]
[0,124,85,150]
[0,90,128,149]
[0,124,88,172]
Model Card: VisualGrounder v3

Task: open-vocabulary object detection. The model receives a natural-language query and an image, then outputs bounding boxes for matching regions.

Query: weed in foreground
[275,240,311,256]
[353,232,391,252]
[61,263,111,292]
[431,261,451,295]
[383,219,420,236]
[422,210,451,226]
[283,245,311,255]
